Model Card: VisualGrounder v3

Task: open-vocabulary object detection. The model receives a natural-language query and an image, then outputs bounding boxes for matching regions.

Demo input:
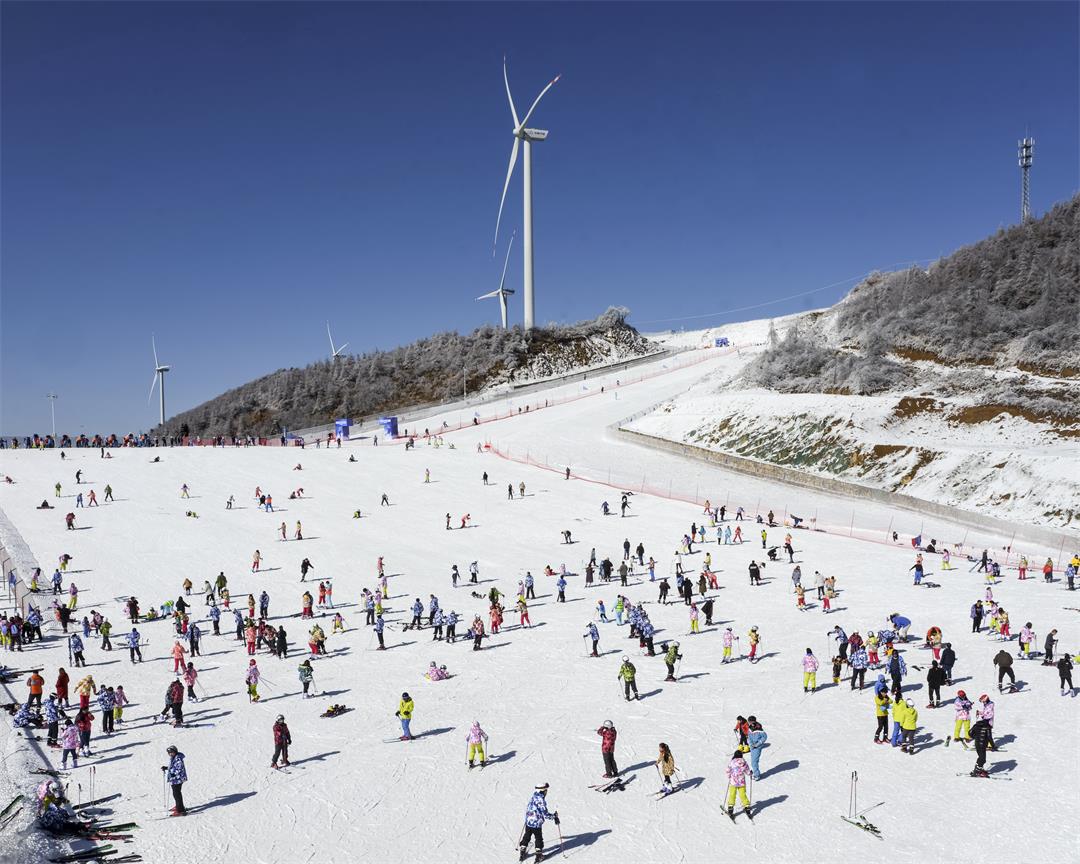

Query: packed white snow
[0,349,1077,864]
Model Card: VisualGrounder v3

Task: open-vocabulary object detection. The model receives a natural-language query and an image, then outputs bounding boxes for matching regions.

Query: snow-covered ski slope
[1,348,1077,864]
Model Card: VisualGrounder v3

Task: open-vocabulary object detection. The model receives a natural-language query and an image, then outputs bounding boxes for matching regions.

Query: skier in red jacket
[597,720,618,777]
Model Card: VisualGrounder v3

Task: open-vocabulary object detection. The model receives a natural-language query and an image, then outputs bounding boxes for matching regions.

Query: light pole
[47,393,58,440]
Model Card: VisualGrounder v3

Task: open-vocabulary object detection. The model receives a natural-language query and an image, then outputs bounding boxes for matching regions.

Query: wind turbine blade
[476,290,501,300]
[503,56,520,129]
[519,73,561,130]
[326,321,337,355]
[499,230,516,293]
[493,137,520,255]
[148,372,158,405]
[152,335,159,369]
[337,342,348,354]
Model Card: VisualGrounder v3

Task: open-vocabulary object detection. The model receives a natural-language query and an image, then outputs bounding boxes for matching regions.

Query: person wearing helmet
[272,715,291,768]
[721,627,735,663]
[245,659,261,702]
[970,715,993,777]
[37,777,80,832]
[664,642,683,682]
[466,720,489,769]
[900,698,919,753]
[161,745,187,816]
[519,783,558,863]
[952,690,973,744]
[747,626,760,663]
[584,622,599,657]
[396,692,415,740]
[596,720,618,778]
[617,656,638,701]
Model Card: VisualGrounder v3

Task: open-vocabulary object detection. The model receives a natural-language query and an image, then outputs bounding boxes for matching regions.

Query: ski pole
[857,801,885,819]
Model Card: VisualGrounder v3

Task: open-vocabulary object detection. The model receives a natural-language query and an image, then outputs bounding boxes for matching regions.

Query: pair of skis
[589,777,624,793]
[841,772,882,839]
[0,794,23,828]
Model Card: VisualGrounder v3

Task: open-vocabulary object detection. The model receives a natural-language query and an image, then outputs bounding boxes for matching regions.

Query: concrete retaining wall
[612,421,1076,553]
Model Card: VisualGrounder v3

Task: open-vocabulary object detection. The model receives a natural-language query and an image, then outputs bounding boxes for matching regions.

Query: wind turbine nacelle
[157,366,171,373]
[522,128,549,141]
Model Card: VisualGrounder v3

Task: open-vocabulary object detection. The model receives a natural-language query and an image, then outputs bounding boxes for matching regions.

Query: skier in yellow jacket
[396,692,414,740]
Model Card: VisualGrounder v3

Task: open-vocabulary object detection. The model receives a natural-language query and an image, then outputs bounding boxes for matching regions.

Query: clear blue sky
[2,1,1077,435]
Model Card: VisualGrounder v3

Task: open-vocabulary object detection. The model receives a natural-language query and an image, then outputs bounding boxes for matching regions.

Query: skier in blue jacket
[585,622,599,657]
[162,745,187,815]
[519,783,558,862]
[747,718,768,780]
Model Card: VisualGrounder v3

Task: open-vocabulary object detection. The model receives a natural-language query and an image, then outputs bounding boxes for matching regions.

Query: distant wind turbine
[493,57,560,330]
[148,336,170,426]
[477,230,516,329]
[327,321,349,359]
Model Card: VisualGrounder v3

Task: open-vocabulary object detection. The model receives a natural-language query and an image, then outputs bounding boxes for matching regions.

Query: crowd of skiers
[8,449,1078,847]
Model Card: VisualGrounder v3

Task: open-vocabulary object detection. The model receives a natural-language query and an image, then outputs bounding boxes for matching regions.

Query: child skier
[466,720,488,768]
[802,649,818,692]
[725,750,751,816]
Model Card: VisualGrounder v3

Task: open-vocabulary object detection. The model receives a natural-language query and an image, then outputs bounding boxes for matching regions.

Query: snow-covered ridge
[626,314,1080,533]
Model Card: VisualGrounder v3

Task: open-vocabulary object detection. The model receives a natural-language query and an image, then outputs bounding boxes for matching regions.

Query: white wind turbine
[493,57,560,330]
[147,336,170,426]
[477,230,516,328]
[327,321,349,359]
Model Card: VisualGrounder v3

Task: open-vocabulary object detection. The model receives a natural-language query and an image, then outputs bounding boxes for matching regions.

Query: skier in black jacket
[940,643,956,684]
[971,719,992,777]
[926,660,946,707]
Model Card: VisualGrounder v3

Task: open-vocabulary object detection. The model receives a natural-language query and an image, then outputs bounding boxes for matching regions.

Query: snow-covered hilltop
[628,196,1080,533]
[161,308,657,438]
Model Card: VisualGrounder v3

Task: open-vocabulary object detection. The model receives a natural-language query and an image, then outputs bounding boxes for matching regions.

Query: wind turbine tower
[494,57,560,330]
[148,336,170,426]
[47,393,58,439]
[477,230,516,328]
[1018,136,1034,222]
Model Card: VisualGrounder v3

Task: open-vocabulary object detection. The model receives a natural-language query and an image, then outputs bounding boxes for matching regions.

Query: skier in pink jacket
[465,721,488,768]
[802,648,819,692]
[725,750,752,817]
